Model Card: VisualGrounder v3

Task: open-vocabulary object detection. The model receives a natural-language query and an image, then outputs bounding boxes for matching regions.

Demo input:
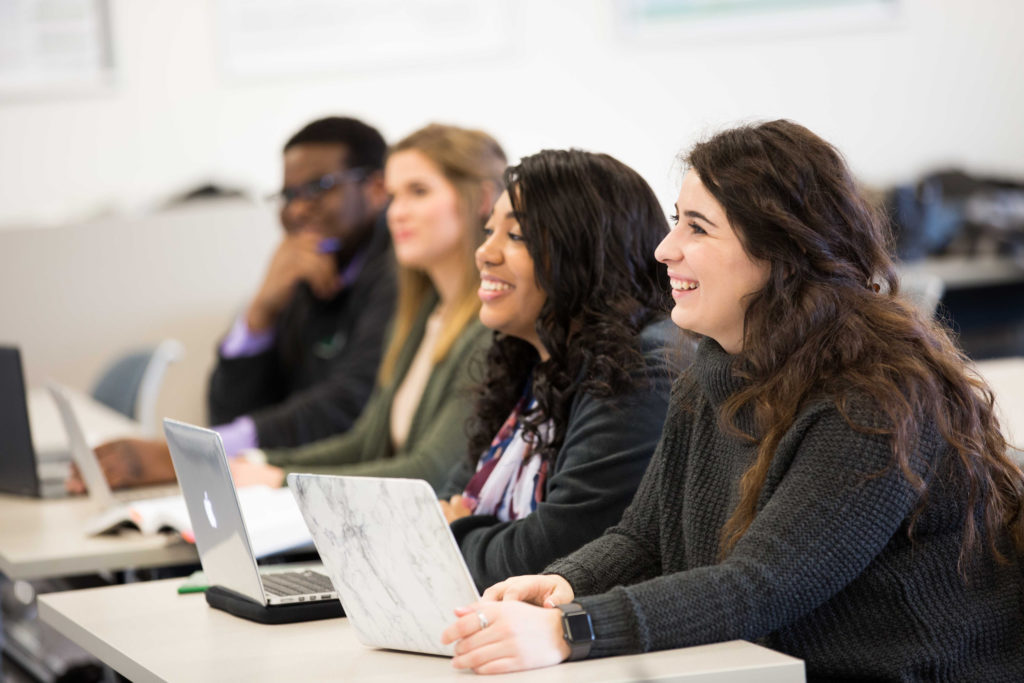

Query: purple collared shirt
[220,314,276,358]
[212,415,258,458]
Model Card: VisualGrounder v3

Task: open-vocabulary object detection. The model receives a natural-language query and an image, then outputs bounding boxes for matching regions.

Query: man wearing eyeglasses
[71,117,397,490]
[207,115,396,452]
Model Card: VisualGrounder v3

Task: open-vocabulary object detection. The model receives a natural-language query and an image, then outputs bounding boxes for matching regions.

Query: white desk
[38,579,804,682]
[0,494,197,580]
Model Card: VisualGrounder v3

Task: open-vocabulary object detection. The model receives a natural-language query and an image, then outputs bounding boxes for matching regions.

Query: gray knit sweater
[547,338,1024,681]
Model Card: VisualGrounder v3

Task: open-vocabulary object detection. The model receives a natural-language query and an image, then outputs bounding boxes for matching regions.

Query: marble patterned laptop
[288,474,480,656]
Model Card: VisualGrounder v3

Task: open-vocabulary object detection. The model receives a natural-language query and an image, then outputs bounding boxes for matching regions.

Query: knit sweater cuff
[544,558,598,596]
[576,587,643,658]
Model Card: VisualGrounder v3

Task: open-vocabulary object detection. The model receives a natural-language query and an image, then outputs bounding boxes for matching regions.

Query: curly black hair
[465,149,671,465]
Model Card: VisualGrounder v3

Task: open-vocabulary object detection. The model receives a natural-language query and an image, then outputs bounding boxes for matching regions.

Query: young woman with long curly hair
[438,149,688,589]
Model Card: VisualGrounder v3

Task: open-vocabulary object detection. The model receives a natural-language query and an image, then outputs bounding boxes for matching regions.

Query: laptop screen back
[289,474,481,656]
[163,418,267,605]
[0,347,40,496]
[48,383,115,507]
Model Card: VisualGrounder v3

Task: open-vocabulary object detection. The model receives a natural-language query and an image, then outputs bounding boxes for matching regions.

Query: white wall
[0,200,278,427]
[1,0,1022,427]
[1,0,1023,227]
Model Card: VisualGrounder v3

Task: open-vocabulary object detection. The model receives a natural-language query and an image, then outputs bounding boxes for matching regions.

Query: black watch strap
[556,602,595,661]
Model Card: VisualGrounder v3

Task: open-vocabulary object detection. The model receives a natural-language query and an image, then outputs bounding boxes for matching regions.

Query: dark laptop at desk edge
[0,346,44,497]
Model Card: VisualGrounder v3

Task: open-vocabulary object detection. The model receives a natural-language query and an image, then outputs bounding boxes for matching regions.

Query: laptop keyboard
[260,569,336,598]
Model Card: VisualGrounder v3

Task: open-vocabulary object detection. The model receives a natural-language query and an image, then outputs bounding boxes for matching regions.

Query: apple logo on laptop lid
[204,491,218,529]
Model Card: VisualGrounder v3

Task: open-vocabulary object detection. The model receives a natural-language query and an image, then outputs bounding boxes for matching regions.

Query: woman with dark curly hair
[437,149,688,590]
[443,121,1024,679]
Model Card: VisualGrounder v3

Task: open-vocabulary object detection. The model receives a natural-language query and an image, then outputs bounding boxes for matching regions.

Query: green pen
[177,570,209,594]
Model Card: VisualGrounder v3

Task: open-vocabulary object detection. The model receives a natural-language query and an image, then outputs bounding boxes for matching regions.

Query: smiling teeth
[671,280,699,291]
[481,280,512,292]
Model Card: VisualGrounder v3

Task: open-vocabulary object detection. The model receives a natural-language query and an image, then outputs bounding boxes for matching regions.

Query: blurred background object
[890,169,1024,359]
[90,339,184,436]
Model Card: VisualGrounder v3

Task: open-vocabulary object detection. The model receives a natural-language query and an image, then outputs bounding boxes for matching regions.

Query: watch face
[563,612,595,643]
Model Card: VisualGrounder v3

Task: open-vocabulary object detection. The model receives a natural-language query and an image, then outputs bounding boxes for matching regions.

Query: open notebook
[83,483,311,558]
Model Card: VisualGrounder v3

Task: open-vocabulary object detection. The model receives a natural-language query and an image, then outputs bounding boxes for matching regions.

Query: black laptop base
[205,585,344,624]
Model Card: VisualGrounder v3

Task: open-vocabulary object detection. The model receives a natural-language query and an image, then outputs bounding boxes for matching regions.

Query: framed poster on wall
[615,0,902,43]
[215,0,516,80]
[0,0,115,99]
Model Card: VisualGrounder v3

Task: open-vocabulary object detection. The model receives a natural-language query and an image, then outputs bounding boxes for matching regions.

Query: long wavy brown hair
[694,120,1024,569]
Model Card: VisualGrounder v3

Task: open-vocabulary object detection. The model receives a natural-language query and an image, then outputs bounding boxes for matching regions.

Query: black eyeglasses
[268,168,368,205]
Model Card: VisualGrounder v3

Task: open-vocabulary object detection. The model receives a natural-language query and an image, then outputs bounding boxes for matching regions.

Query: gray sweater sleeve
[553,406,928,659]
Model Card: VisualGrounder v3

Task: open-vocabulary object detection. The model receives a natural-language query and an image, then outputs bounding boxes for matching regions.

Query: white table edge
[38,596,162,683]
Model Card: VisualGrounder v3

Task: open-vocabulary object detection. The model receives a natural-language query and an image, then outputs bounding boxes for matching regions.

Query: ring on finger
[476,610,489,631]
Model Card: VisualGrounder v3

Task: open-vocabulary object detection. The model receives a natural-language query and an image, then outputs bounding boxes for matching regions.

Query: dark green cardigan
[264,294,491,492]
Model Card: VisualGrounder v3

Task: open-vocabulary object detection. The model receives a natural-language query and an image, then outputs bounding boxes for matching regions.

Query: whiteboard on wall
[615,0,902,43]
[215,0,515,80]
[0,0,115,99]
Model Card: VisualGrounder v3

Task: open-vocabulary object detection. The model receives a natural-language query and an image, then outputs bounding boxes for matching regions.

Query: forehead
[282,143,348,182]
[491,190,513,214]
[676,171,726,220]
[484,191,518,225]
[384,149,444,185]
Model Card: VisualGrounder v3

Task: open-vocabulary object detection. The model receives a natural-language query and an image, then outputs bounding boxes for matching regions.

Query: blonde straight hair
[378,124,506,384]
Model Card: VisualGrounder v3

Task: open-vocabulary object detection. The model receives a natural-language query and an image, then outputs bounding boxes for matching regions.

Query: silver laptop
[288,473,481,655]
[163,419,340,623]
[47,382,178,505]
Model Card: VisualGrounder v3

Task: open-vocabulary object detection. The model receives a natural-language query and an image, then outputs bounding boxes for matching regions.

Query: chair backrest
[91,339,184,435]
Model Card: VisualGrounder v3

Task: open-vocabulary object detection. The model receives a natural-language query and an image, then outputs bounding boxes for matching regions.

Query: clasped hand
[439,494,472,523]
[247,233,340,332]
[440,574,575,675]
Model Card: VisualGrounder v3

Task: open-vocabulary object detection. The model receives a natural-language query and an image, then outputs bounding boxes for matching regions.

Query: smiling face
[654,171,770,353]
[475,190,549,357]
[385,150,466,271]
